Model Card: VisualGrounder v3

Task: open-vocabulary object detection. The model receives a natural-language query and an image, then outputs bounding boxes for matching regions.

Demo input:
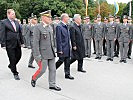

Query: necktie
[11,21,16,31]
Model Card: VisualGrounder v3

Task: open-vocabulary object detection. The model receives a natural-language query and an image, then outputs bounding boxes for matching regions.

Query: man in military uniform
[114,16,120,57]
[22,19,28,48]
[93,14,106,60]
[52,15,60,49]
[127,16,132,59]
[83,17,87,24]
[117,15,132,63]
[105,15,117,61]
[92,17,97,54]
[31,10,61,91]
[82,16,93,58]
[27,14,38,68]
[103,17,108,56]
[26,17,32,49]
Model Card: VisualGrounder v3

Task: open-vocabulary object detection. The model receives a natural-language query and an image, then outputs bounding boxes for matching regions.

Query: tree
[122,0,133,18]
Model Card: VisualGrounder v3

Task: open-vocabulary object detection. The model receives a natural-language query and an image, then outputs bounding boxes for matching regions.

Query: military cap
[30,13,37,19]
[97,14,101,18]
[128,16,132,20]
[104,17,108,21]
[115,16,120,19]
[94,17,97,20]
[54,15,60,20]
[109,14,114,18]
[83,17,86,20]
[40,10,52,17]
[86,16,90,19]
[123,15,128,19]
[23,19,26,22]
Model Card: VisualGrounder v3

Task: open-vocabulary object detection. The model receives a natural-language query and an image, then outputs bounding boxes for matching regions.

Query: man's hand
[2,47,6,49]
[21,44,25,47]
[73,46,77,50]
[58,51,63,54]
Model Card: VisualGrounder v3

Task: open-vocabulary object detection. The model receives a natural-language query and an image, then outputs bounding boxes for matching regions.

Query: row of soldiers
[82,14,133,63]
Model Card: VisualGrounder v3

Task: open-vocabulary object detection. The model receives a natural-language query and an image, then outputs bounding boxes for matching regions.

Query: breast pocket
[42,31,48,39]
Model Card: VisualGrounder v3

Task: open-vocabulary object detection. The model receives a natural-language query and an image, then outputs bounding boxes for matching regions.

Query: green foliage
[122,0,133,18]
[0,0,131,20]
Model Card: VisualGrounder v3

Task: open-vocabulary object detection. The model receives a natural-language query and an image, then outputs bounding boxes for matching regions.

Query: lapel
[74,22,81,33]
[7,19,16,32]
[60,22,70,39]
[40,22,49,34]
[74,22,83,37]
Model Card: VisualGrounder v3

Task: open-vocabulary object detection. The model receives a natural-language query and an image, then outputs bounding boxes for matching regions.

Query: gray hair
[60,13,69,20]
[73,14,81,20]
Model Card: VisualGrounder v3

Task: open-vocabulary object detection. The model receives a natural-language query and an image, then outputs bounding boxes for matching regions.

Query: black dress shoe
[110,59,113,61]
[85,55,88,57]
[14,75,20,80]
[98,57,101,60]
[28,65,35,68]
[128,56,131,59]
[123,60,127,63]
[114,54,119,57]
[65,75,74,80]
[93,52,96,54]
[106,58,110,61]
[78,69,86,73]
[119,60,123,63]
[95,57,99,59]
[88,56,90,58]
[49,86,61,91]
[31,80,36,87]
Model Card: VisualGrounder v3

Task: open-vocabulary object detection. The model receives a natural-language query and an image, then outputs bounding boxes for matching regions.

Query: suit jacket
[33,22,55,61]
[105,22,117,40]
[69,22,85,60]
[22,24,28,36]
[27,25,35,47]
[56,22,71,57]
[82,23,93,40]
[1,19,24,48]
[117,23,132,43]
[93,22,105,40]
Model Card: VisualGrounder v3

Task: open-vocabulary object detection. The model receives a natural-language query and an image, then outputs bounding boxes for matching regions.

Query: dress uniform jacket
[33,22,55,61]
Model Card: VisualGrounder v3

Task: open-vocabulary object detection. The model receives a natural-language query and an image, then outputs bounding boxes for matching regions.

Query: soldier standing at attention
[117,15,132,63]
[92,17,97,54]
[114,16,120,57]
[82,16,93,58]
[103,17,108,56]
[127,16,132,59]
[105,15,117,61]
[93,14,105,60]
[31,10,61,91]
[27,14,38,68]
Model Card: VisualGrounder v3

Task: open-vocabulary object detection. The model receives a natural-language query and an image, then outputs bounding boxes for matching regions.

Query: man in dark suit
[56,13,74,80]
[69,14,86,73]
[0,20,2,44]
[1,9,24,80]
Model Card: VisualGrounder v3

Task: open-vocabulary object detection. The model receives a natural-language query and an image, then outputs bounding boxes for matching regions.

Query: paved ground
[0,47,133,100]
